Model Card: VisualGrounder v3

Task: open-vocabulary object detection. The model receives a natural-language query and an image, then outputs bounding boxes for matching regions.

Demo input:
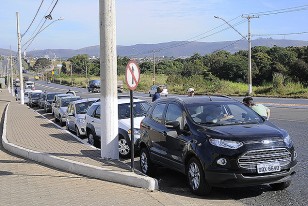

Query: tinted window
[75,101,96,114]
[118,101,150,119]
[87,104,99,116]
[187,102,263,125]
[47,93,58,100]
[31,93,41,98]
[165,103,183,122]
[151,103,166,123]
[61,98,81,107]
[94,106,101,119]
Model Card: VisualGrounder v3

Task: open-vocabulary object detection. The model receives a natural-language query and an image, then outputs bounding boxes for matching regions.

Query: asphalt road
[32,80,308,206]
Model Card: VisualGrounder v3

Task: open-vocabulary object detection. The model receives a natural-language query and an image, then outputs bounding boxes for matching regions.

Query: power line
[246,4,308,16]
[22,0,45,38]
[212,38,246,54]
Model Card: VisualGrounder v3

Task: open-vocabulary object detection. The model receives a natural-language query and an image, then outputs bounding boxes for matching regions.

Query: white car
[66,98,99,137]
[148,85,168,97]
[23,89,42,105]
[85,98,150,158]
[53,96,81,126]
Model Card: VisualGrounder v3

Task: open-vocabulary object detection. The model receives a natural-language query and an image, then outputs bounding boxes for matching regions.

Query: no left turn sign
[125,60,140,90]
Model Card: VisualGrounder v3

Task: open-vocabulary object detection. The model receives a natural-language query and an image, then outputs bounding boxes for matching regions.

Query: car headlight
[128,128,140,135]
[283,135,293,147]
[77,118,85,123]
[209,138,243,149]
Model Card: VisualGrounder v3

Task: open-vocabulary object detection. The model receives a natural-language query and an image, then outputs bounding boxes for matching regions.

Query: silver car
[53,96,81,126]
[66,98,99,137]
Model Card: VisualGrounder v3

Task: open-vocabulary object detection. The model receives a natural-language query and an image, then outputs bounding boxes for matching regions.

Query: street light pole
[153,50,156,85]
[242,15,258,96]
[16,12,24,104]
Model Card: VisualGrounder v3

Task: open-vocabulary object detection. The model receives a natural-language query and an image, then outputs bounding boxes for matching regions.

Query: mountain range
[1,38,308,59]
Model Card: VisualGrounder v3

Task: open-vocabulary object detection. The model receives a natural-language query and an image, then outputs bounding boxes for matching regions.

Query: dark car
[28,91,43,108]
[42,92,61,113]
[139,96,297,195]
[88,80,100,93]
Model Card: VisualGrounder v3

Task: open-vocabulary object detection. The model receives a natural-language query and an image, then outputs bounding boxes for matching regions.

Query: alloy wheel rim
[188,162,200,190]
[119,139,130,155]
[140,152,148,173]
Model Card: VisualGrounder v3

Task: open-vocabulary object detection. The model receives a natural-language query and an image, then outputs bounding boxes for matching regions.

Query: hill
[1,38,308,59]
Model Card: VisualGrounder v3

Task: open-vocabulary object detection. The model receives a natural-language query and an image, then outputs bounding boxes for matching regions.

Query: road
[31,80,308,205]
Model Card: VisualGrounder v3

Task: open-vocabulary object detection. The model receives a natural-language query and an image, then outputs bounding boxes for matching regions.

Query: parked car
[40,92,61,112]
[51,93,74,114]
[88,80,100,93]
[38,92,47,109]
[85,98,150,158]
[139,96,297,195]
[28,91,43,107]
[66,98,99,137]
[148,85,168,97]
[53,96,81,126]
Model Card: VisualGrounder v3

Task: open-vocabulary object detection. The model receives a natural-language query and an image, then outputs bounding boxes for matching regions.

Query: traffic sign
[125,60,140,90]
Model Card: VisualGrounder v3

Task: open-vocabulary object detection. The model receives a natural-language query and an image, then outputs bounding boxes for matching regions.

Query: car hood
[119,116,144,130]
[199,123,285,141]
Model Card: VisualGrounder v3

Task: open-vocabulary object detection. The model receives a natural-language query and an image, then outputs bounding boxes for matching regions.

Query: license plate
[257,162,281,174]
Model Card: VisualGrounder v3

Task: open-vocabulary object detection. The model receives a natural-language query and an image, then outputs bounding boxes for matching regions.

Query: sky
[0,0,307,52]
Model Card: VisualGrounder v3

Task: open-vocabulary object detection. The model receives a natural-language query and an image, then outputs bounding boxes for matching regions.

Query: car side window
[165,103,184,129]
[151,103,166,123]
[94,106,101,119]
[87,105,98,116]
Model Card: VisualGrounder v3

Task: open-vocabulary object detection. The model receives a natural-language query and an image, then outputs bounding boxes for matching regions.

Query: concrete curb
[1,103,158,191]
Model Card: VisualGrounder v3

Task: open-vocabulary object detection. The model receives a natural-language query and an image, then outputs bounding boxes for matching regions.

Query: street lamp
[214,15,258,95]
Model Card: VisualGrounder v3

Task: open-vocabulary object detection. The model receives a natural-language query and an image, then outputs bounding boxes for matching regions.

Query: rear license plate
[257,162,281,174]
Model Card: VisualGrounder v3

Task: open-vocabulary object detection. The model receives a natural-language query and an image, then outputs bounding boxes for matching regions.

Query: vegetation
[32,45,308,98]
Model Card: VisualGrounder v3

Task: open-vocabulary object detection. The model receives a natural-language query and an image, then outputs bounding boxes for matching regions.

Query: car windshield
[61,98,80,107]
[186,102,263,126]
[47,93,59,100]
[31,93,41,98]
[118,101,150,119]
[75,101,96,114]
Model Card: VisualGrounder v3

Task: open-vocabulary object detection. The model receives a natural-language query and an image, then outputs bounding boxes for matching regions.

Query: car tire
[76,126,81,137]
[88,130,100,148]
[186,157,212,196]
[59,116,65,126]
[139,147,156,176]
[118,137,130,158]
[270,180,291,190]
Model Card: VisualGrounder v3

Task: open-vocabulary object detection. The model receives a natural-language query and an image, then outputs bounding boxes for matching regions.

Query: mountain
[1,38,308,59]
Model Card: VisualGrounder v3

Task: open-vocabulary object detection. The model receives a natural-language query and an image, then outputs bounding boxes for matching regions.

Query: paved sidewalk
[1,89,157,190]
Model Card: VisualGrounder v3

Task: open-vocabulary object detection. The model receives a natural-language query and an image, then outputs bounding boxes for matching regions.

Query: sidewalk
[0,89,158,191]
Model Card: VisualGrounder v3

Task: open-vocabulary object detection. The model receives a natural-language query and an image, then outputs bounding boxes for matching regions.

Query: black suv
[88,80,100,93]
[139,96,297,195]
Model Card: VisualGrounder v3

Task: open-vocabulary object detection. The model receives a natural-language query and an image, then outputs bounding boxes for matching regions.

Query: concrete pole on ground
[16,12,24,104]
[99,0,119,159]
[10,51,14,96]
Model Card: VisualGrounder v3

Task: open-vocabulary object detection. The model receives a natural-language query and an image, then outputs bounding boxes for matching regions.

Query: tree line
[30,45,308,87]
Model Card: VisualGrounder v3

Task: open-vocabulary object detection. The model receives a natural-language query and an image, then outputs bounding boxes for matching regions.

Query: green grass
[54,74,308,98]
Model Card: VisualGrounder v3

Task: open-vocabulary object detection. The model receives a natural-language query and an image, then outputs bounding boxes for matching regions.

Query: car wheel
[270,180,291,190]
[118,137,130,158]
[66,122,69,131]
[59,116,64,126]
[88,131,100,148]
[139,147,156,176]
[186,157,211,196]
[76,126,81,137]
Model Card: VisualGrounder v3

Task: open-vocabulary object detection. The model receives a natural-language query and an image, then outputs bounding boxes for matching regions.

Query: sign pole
[125,60,141,172]
[130,89,134,172]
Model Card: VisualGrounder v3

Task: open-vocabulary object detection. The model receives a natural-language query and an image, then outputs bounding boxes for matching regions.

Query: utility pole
[242,14,259,96]
[99,0,119,159]
[16,12,24,104]
[153,50,156,85]
[70,63,73,86]
[10,48,14,96]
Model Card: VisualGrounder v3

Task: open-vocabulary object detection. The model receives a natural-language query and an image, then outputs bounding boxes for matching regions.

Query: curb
[1,103,158,191]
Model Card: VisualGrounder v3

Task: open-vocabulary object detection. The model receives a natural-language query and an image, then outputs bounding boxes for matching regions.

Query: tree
[289,59,308,85]
[33,58,52,73]
[67,54,89,75]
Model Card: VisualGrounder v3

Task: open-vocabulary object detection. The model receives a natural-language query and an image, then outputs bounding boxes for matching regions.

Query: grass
[54,74,308,98]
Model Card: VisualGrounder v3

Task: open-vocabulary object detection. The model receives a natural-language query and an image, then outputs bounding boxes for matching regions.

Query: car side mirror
[165,121,180,129]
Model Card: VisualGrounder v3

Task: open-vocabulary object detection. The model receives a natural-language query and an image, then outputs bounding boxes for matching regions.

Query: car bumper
[204,164,297,187]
